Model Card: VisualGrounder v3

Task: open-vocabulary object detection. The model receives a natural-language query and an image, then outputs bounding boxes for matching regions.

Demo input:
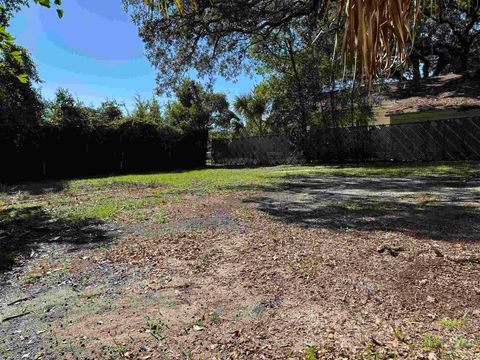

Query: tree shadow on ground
[244,175,480,242]
[0,206,118,273]
[0,181,67,196]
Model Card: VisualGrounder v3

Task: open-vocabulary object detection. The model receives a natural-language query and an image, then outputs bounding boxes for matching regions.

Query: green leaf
[17,74,29,84]
[0,27,15,42]
[55,0,62,5]
[56,9,64,18]
[10,51,23,62]
[35,0,51,8]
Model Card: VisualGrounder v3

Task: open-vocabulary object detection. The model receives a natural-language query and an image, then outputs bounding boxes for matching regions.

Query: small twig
[7,297,31,306]
[2,311,31,323]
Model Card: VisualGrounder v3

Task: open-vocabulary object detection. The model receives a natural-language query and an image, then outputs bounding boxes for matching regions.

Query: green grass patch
[439,317,465,330]
[69,162,480,194]
[422,333,442,350]
[1,162,479,225]
[452,337,470,349]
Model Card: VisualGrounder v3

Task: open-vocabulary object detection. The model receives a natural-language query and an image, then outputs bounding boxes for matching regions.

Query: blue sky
[8,0,257,111]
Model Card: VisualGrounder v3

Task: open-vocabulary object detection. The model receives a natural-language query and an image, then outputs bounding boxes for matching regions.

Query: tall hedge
[0,121,207,182]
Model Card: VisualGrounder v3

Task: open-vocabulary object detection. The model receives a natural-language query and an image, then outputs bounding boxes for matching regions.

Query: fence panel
[212,134,296,166]
[212,117,480,165]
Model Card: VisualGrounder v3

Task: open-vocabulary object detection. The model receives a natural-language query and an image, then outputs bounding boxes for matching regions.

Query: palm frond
[340,0,422,87]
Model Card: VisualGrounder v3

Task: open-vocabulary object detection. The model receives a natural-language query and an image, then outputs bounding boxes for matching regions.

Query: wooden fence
[212,117,480,165]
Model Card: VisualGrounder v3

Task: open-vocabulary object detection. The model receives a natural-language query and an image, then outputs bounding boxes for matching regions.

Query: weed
[422,333,442,350]
[299,257,319,277]
[22,272,43,284]
[452,337,469,349]
[439,317,465,330]
[68,162,480,196]
[392,327,405,342]
[154,211,169,223]
[304,344,317,360]
[145,316,166,341]
[165,300,178,308]
[194,315,205,328]
[377,245,405,257]
[338,199,398,212]
[97,245,109,253]
[116,342,125,357]
[359,343,381,360]
[77,203,119,220]
[359,353,381,360]
[210,311,221,324]
[80,274,91,287]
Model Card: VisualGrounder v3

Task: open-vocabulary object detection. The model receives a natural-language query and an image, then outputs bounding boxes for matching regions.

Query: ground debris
[448,254,479,264]
[2,311,32,323]
[429,246,479,264]
[377,244,405,257]
[7,296,32,306]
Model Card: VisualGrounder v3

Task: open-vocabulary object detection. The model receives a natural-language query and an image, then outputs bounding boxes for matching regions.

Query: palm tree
[234,92,270,135]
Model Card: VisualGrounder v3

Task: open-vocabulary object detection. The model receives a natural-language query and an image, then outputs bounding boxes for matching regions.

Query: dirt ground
[1,173,479,359]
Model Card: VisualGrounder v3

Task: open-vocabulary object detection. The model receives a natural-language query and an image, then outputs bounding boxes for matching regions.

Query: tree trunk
[285,35,310,161]
[433,53,449,76]
[411,56,421,80]
[459,48,470,73]
[422,59,430,79]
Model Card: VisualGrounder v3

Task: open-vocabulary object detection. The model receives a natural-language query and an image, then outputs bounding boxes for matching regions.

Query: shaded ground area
[247,175,480,241]
[0,206,120,359]
[0,164,479,359]
[0,206,118,273]
[0,181,66,197]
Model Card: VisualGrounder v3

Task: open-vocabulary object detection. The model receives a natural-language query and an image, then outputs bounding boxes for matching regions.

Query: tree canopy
[164,78,239,132]
[133,0,422,89]
[411,0,480,79]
